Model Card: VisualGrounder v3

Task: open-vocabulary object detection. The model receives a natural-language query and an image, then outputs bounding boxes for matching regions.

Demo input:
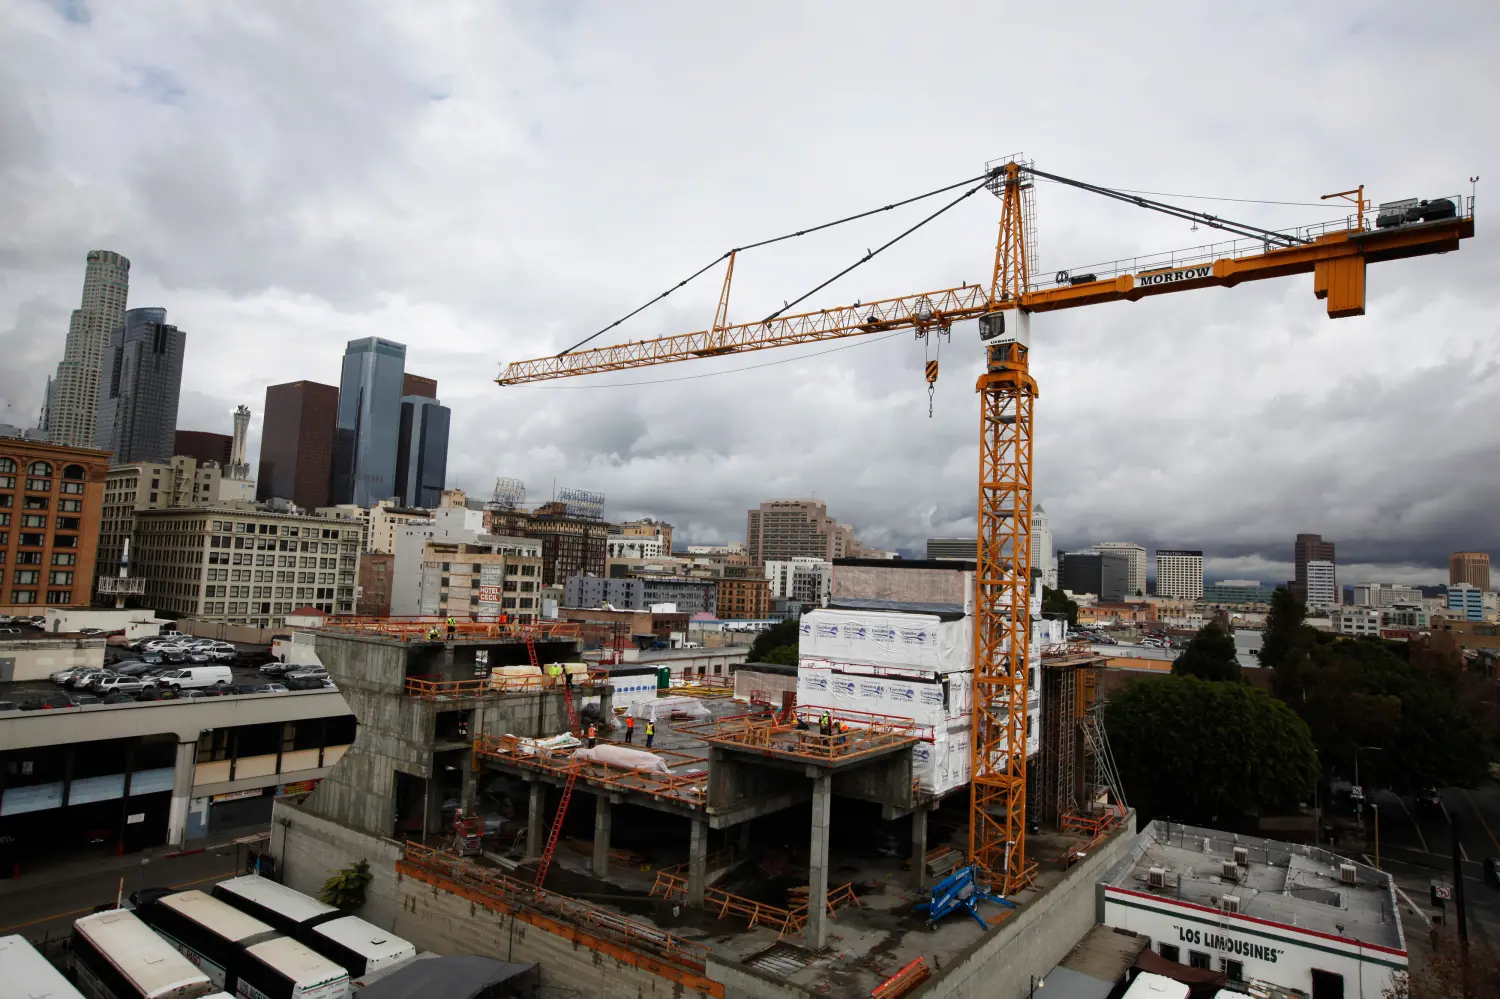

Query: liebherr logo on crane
[1135,263,1214,288]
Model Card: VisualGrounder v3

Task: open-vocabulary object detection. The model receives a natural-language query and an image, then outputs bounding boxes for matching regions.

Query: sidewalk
[0,826,269,898]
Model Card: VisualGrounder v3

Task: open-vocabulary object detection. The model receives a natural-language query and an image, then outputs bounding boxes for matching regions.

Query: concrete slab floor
[498,825,1093,999]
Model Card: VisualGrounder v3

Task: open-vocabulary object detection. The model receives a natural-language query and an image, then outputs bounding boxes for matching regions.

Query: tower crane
[496,156,1474,893]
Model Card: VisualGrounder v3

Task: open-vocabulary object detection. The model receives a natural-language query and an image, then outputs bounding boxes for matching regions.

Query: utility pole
[1451,810,1469,945]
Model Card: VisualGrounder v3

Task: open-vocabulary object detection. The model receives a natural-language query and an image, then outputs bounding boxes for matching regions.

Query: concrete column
[807,774,832,951]
[526,780,546,858]
[592,796,612,877]
[737,820,752,858]
[910,805,929,890]
[461,765,478,814]
[687,818,707,905]
[166,740,197,847]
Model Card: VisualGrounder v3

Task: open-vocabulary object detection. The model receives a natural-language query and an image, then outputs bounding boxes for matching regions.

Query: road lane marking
[1397,796,1429,852]
[1464,789,1500,853]
[0,869,235,934]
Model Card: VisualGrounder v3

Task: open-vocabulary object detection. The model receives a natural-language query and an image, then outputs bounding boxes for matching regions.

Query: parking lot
[0,631,327,707]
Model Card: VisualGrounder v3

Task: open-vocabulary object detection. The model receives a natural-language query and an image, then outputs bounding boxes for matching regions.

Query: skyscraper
[1294,533,1336,595]
[93,307,187,464]
[332,337,407,507]
[1032,503,1056,588]
[45,250,130,448]
[394,395,450,508]
[1154,549,1204,599]
[173,430,232,467]
[257,381,338,511]
[1450,551,1491,591]
[745,499,855,565]
[1094,541,1147,596]
[1304,559,1337,609]
[402,373,438,399]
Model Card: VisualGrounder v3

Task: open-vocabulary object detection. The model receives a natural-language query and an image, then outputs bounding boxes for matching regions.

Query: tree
[320,859,372,912]
[1042,586,1077,627]
[1103,675,1320,825]
[1172,622,1241,682]
[760,643,798,667]
[748,618,800,662]
[1260,584,1307,671]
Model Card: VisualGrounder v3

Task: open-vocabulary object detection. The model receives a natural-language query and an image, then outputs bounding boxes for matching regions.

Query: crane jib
[1133,263,1214,288]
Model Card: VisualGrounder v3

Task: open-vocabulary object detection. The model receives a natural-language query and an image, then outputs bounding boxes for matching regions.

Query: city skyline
[2,6,1496,586]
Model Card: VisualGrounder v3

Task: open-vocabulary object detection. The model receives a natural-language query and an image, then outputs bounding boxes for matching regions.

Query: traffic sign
[1350,785,1364,800]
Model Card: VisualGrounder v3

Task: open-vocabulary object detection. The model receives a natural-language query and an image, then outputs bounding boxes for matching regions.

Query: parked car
[51,666,92,684]
[93,676,148,696]
[70,694,102,706]
[135,687,178,701]
[113,662,159,677]
[0,627,21,636]
[285,667,328,680]
[19,693,75,710]
[283,676,327,691]
[103,691,136,704]
[1416,787,1443,811]
[0,700,17,711]
[259,662,292,674]
[145,665,233,691]
[180,688,226,699]
[68,669,114,690]
[253,684,289,694]
[78,627,105,636]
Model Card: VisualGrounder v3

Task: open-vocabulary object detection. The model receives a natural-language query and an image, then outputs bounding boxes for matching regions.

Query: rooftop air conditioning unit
[1234,846,1249,867]
[1220,895,1241,914]
[1148,867,1167,889]
[1339,863,1358,885]
[1221,860,1239,881]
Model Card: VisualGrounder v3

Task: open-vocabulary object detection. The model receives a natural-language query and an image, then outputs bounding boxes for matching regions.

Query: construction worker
[586,723,598,749]
[446,615,456,639]
[547,662,561,686]
[645,720,655,749]
[564,664,574,689]
[624,715,635,743]
[427,626,439,640]
[819,711,831,738]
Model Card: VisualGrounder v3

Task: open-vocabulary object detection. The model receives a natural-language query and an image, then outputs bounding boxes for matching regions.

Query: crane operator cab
[979,310,1030,373]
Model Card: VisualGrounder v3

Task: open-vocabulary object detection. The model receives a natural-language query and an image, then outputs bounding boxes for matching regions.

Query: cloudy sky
[3,1,1497,586]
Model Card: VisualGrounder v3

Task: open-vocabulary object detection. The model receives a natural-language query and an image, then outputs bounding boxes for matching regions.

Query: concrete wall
[831,564,971,608]
[915,813,1138,999]
[0,637,104,681]
[709,959,815,999]
[393,872,705,999]
[179,620,282,644]
[273,800,406,930]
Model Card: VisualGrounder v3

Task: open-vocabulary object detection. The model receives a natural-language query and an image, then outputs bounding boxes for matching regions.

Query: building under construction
[270,559,1131,999]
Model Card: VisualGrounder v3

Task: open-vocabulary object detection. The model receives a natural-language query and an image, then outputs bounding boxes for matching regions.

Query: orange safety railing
[473,734,710,808]
[676,706,926,765]
[649,869,862,939]
[405,668,610,700]
[321,616,581,642]
[667,675,736,698]
[401,841,709,971]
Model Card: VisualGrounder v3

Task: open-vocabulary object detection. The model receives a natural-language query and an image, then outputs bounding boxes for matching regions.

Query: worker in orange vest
[587,723,598,749]
[624,715,635,743]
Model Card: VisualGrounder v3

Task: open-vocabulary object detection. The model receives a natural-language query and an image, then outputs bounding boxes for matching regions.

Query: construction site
[267,160,1473,999]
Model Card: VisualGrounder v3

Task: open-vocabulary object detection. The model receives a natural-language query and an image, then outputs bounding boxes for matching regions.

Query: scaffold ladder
[526,630,579,735]
[534,764,580,889]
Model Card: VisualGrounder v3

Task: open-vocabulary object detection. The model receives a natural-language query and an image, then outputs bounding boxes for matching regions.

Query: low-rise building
[764,557,832,608]
[715,576,771,619]
[1448,582,1485,622]
[1331,606,1381,636]
[1103,820,1406,999]
[416,537,544,622]
[606,533,665,559]
[357,552,394,616]
[365,501,430,554]
[1351,582,1423,607]
[564,574,717,616]
[132,506,361,627]
[1203,579,1272,605]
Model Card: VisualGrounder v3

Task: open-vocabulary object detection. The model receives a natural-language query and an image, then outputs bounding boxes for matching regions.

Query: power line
[556,171,989,357]
[525,329,911,389]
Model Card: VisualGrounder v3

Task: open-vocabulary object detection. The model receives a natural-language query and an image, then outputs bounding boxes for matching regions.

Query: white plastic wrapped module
[799,609,972,672]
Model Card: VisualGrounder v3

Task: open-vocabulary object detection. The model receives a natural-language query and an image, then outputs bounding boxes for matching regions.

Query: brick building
[715,576,771,619]
[0,436,109,613]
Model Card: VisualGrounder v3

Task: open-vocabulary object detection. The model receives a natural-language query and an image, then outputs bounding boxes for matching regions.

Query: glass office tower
[331,337,406,507]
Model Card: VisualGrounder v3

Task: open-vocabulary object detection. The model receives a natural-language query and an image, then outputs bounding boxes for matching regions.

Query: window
[47,590,71,605]
[0,458,13,473]
[23,496,47,510]
[59,498,81,512]
[1187,951,1210,970]
[57,517,79,531]
[19,533,43,547]
[17,551,41,565]
[1221,959,1244,983]
[49,571,73,585]
[26,478,50,492]
[0,514,7,527]
[0,476,12,489]
[54,535,77,548]
[13,570,39,585]
[60,481,83,495]
[20,514,45,529]
[27,461,51,476]
[11,590,36,604]
[1158,944,1180,963]
[62,463,84,479]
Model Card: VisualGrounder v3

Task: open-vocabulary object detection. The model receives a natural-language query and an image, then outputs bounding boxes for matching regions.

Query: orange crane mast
[497,158,1474,893]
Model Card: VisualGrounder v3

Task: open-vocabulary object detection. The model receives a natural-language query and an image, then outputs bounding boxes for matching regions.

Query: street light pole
[1372,803,1380,869]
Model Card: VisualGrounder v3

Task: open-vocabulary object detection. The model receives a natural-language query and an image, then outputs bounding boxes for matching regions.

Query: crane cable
[557,170,991,357]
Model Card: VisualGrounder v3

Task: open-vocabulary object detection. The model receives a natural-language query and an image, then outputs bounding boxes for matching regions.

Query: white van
[148,665,232,691]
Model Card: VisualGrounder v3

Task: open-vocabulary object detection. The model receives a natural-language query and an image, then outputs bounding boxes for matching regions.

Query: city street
[1353,781,1500,955]
[0,837,247,944]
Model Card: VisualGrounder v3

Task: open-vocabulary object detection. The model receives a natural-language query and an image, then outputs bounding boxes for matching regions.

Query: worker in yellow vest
[645,720,655,749]
[446,616,456,639]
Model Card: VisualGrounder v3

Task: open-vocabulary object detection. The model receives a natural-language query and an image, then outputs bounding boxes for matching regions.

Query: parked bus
[237,937,349,999]
[71,909,215,999]
[210,876,338,938]
[0,933,86,999]
[133,890,279,993]
[304,916,415,979]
